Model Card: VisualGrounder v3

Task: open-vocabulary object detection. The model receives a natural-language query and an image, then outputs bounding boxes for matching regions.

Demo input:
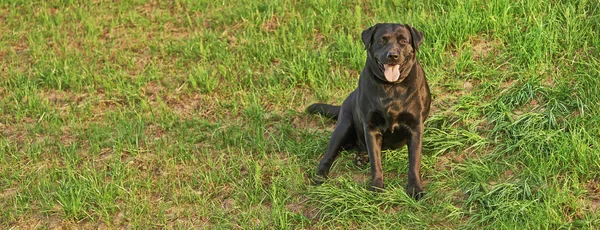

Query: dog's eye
[399,39,409,44]
[378,38,386,44]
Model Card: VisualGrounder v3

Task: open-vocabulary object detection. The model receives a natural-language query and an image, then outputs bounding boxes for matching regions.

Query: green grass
[1,0,599,228]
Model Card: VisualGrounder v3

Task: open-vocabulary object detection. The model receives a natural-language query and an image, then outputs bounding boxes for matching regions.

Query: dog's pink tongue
[384,64,400,82]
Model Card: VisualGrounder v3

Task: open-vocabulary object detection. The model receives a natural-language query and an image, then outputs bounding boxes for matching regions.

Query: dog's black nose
[387,51,399,60]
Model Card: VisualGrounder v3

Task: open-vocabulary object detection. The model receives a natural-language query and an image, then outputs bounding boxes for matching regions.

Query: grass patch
[1,0,599,228]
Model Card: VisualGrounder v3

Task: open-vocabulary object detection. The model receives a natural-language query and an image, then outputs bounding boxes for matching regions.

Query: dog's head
[362,23,423,83]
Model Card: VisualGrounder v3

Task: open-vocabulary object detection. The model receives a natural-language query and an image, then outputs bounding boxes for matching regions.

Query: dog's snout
[387,51,399,60]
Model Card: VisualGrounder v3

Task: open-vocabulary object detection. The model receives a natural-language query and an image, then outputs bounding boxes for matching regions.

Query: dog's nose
[387,51,399,60]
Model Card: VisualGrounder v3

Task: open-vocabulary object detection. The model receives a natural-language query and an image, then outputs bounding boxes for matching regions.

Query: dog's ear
[406,24,423,52]
[361,24,378,50]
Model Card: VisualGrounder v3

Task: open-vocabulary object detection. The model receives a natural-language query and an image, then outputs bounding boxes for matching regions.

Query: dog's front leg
[407,124,424,199]
[314,118,354,184]
[364,124,384,191]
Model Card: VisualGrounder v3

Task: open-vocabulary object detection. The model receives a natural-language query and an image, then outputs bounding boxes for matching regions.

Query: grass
[1,0,599,228]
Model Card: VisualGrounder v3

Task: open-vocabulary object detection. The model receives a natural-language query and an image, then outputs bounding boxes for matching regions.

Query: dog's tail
[306,103,341,120]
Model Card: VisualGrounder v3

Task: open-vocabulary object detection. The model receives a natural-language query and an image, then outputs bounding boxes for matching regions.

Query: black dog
[307,23,431,199]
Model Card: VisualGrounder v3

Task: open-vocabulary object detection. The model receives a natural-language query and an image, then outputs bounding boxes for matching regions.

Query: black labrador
[307,23,431,199]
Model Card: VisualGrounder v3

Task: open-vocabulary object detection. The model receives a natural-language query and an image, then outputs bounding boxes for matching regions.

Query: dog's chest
[382,99,415,132]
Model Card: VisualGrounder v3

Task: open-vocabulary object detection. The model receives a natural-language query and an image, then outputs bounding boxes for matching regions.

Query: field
[1,0,600,229]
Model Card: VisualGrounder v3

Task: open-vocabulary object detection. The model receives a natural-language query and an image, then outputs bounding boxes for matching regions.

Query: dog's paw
[354,152,369,167]
[406,185,425,200]
[369,178,385,192]
[311,176,327,186]
[369,185,385,193]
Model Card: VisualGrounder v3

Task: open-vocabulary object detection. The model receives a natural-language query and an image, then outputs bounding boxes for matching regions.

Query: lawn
[1,0,599,229]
